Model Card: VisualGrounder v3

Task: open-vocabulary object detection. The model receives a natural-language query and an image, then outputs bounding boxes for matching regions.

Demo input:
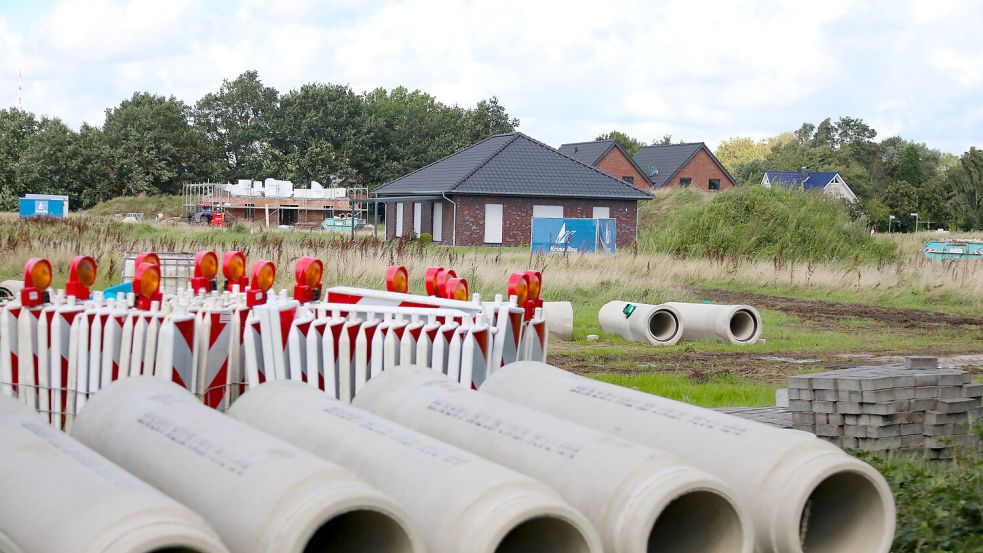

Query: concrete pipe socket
[228,381,602,553]
[353,366,752,553]
[70,377,422,553]
[598,301,683,346]
[0,280,22,301]
[542,301,574,341]
[0,395,228,553]
[481,362,896,553]
[663,302,762,344]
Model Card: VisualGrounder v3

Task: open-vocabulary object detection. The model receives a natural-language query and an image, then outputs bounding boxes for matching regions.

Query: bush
[639,186,896,263]
[418,233,433,245]
[857,434,982,552]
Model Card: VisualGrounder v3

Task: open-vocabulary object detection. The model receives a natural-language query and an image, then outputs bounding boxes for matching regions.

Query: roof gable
[377,133,651,200]
[765,170,839,191]
[633,143,712,187]
[558,140,616,166]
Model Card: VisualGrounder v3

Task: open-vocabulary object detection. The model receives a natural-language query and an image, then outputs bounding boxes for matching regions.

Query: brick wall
[594,148,648,188]
[665,149,736,191]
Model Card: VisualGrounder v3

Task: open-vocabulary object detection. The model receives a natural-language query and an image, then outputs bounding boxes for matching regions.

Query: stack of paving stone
[787,357,982,458]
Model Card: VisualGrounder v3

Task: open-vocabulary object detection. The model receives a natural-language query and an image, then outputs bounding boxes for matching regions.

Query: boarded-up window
[432,203,443,242]
[592,206,610,219]
[484,203,503,244]
[413,202,422,236]
[532,205,563,218]
[395,203,404,237]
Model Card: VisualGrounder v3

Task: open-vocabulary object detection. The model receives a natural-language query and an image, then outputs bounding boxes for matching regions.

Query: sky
[1,0,981,155]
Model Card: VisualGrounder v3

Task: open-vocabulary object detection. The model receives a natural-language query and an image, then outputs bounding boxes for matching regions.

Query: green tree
[12,117,88,207]
[812,117,836,148]
[895,144,925,185]
[715,137,770,181]
[595,130,645,156]
[101,92,212,196]
[945,147,983,230]
[881,180,919,231]
[0,108,39,210]
[463,97,519,144]
[194,70,279,181]
[864,199,890,232]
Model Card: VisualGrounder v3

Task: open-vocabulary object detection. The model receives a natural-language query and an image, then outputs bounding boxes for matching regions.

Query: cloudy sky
[1,0,981,154]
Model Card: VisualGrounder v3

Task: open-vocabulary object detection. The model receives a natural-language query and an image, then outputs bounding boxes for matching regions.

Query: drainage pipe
[598,301,683,345]
[228,381,602,553]
[70,377,422,553]
[664,302,763,344]
[354,366,752,553]
[0,280,21,301]
[0,395,228,553]
[481,362,896,553]
[542,301,573,341]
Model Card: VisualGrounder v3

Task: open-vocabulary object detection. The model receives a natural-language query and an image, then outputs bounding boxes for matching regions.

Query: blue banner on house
[531,218,616,254]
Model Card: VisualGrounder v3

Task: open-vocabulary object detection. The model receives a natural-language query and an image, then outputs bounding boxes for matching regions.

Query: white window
[533,205,563,218]
[592,206,610,219]
[413,202,422,236]
[432,203,443,242]
[395,203,404,237]
[484,203,504,244]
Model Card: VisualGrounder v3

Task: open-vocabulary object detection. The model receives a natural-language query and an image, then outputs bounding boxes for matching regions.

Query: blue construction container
[19,194,69,218]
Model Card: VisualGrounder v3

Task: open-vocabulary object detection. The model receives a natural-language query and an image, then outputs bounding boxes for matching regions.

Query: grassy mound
[637,188,713,230]
[639,186,896,262]
[86,194,184,218]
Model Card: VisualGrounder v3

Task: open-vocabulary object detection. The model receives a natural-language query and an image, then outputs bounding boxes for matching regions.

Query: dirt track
[693,288,983,328]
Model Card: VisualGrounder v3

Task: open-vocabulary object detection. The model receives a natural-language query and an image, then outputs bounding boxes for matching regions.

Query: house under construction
[183,178,369,229]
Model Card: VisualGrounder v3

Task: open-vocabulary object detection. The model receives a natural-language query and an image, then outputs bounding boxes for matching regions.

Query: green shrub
[639,186,896,263]
[418,233,433,245]
[227,222,248,234]
[857,431,982,553]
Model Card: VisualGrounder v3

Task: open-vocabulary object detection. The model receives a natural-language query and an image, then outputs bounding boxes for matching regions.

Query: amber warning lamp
[132,262,162,310]
[192,251,219,295]
[21,258,53,307]
[523,270,543,319]
[424,266,444,296]
[385,265,409,294]
[294,257,323,303]
[445,277,469,301]
[434,268,457,298]
[246,260,276,307]
[66,256,98,300]
[222,251,248,292]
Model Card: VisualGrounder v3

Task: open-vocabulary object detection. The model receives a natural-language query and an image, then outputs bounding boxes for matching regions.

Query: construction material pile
[787,357,982,457]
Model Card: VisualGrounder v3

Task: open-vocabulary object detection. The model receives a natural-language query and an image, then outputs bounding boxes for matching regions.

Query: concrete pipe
[664,302,762,344]
[0,280,21,302]
[0,395,228,553]
[542,301,573,341]
[354,366,752,553]
[228,381,602,553]
[70,377,422,553]
[481,362,896,553]
[598,301,683,346]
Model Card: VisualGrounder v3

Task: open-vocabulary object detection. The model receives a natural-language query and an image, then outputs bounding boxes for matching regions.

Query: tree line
[0,70,518,211]
[602,118,982,231]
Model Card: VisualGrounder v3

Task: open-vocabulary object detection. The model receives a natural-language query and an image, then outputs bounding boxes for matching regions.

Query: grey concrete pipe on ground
[353,365,753,553]
[598,301,684,345]
[0,394,229,553]
[481,362,896,553]
[70,376,424,553]
[227,380,602,553]
[664,301,763,344]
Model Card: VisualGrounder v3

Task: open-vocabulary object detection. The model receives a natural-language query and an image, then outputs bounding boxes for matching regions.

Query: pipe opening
[495,516,592,553]
[303,510,414,553]
[647,491,745,553]
[647,310,679,342]
[148,549,204,553]
[728,310,757,342]
[800,471,888,553]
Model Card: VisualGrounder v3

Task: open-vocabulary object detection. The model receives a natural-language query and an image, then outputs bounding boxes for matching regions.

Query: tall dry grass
[0,214,980,314]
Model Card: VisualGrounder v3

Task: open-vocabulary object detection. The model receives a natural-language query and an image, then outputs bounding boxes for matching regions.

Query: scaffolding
[181,182,369,229]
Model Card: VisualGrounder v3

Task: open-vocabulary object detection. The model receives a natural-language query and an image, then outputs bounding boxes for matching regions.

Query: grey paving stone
[861,402,898,415]
[812,401,837,414]
[911,398,938,411]
[813,389,838,401]
[867,425,900,438]
[905,356,938,369]
[857,436,902,451]
[962,384,983,398]
[844,425,868,438]
[858,414,897,426]
[936,398,977,414]
[939,386,964,400]
[788,388,814,400]
[901,434,925,448]
[900,423,924,435]
[938,370,971,386]
[791,412,816,426]
[836,402,863,414]
[788,400,813,412]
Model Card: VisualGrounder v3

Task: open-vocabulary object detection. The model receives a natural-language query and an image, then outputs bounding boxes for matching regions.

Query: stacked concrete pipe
[0,280,21,302]
[598,301,684,345]
[665,301,762,344]
[354,365,753,553]
[0,395,228,553]
[481,362,897,553]
[70,377,423,553]
[228,381,602,553]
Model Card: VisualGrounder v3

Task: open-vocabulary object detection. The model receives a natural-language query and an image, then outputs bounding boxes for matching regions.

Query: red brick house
[376,133,651,247]
[633,143,737,191]
[558,140,651,188]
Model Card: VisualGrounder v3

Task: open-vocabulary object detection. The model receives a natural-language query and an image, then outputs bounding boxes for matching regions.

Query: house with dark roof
[557,140,650,187]
[375,132,651,247]
[632,143,737,191]
[761,170,858,202]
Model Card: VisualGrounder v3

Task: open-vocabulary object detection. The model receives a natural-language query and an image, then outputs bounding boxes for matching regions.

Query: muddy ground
[553,288,983,385]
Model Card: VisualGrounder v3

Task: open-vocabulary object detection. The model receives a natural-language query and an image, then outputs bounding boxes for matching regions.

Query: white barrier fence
[0,288,548,430]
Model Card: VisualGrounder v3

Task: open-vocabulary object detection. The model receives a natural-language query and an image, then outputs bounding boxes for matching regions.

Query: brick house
[558,140,651,188]
[375,132,651,247]
[632,143,738,191]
